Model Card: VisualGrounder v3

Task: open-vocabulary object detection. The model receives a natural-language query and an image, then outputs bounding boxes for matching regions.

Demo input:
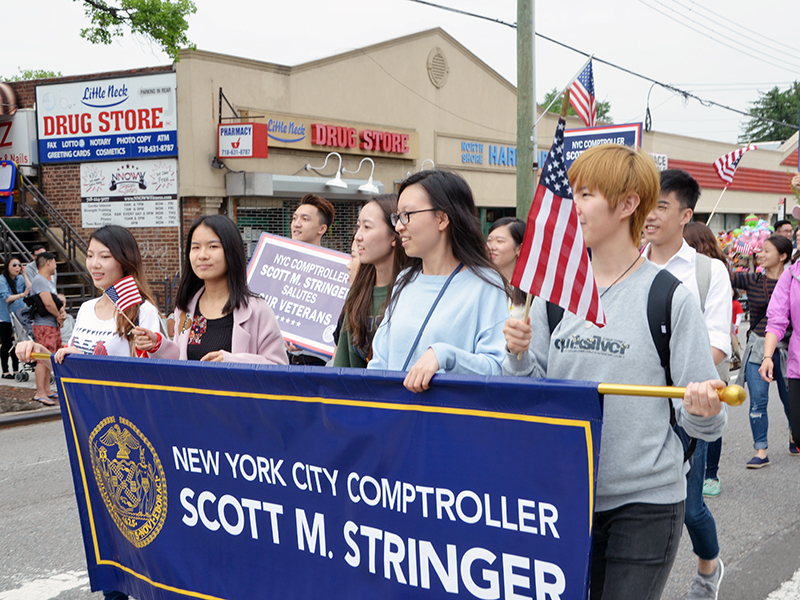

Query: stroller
[11,306,36,382]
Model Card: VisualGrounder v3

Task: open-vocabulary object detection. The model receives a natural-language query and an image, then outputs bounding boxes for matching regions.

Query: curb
[0,407,62,428]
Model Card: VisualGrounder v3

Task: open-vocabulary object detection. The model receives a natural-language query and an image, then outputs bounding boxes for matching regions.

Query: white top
[644,240,732,359]
[69,298,161,357]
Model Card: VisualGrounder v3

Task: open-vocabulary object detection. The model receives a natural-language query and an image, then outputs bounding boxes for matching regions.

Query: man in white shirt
[643,169,731,600]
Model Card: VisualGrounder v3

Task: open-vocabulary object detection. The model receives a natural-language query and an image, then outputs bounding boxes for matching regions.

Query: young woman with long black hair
[16,225,162,392]
[367,170,508,392]
[0,257,28,378]
[334,194,407,368]
[134,215,287,364]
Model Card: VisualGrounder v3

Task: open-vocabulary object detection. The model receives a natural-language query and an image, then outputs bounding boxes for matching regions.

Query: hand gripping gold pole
[597,383,746,406]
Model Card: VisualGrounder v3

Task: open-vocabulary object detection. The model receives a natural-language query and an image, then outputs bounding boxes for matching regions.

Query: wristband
[762,355,773,361]
[151,332,163,353]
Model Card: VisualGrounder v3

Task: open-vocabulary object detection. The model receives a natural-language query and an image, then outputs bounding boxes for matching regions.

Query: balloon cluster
[729,215,773,255]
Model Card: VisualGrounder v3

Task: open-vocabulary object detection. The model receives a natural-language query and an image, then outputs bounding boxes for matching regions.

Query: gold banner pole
[598,383,745,406]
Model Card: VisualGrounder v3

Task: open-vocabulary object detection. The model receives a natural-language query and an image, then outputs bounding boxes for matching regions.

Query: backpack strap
[647,269,681,386]
[546,301,565,335]
[647,269,697,462]
[694,253,712,314]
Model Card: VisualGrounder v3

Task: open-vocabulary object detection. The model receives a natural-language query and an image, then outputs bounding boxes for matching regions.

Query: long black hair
[90,225,161,337]
[175,215,253,314]
[389,170,505,311]
[2,256,21,294]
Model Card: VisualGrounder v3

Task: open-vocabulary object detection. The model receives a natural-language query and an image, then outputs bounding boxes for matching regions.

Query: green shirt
[333,285,389,368]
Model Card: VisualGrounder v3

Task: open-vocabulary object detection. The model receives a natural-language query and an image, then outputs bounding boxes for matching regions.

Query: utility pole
[516,0,535,219]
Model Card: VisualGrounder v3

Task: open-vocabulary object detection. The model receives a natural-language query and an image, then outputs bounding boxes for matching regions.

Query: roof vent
[427,47,449,89]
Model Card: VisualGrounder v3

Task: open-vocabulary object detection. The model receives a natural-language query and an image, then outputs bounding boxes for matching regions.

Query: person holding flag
[134,215,287,364]
[503,141,726,600]
[16,225,162,365]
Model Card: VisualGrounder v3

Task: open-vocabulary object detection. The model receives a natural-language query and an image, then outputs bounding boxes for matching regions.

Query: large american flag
[714,144,757,186]
[511,117,605,327]
[104,275,143,313]
[569,61,597,127]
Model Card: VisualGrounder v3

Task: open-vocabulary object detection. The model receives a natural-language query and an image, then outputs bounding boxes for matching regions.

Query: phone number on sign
[137,144,175,154]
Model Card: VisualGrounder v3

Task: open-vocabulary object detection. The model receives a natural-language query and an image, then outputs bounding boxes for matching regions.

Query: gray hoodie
[503,261,727,512]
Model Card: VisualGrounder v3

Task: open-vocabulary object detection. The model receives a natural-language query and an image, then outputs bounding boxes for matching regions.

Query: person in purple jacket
[759,252,800,456]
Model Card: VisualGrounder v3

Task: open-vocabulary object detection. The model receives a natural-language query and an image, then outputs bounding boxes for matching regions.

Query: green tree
[541,87,612,123]
[739,81,800,143]
[2,68,63,81]
[77,0,197,61]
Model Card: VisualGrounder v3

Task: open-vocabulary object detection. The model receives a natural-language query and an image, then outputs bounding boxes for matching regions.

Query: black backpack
[546,269,696,462]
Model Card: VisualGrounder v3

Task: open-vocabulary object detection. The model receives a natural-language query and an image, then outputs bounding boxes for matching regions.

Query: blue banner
[563,123,643,172]
[54,355,602,600]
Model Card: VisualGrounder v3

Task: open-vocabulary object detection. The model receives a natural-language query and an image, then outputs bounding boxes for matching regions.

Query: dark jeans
[684,440,719,560]
[0,321,17,374]
[591,501,684,600]
[789,379,800,447]
[705,437,722,480]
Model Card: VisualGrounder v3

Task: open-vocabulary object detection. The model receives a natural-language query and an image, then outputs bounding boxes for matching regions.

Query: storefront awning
[226,172,385,199]
[0,82,17,117]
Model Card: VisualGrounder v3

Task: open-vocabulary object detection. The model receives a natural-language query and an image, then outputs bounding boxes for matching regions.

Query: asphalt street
[0,368,799,600]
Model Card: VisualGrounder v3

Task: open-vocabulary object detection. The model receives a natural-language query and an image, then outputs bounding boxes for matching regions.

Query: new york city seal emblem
[89,416,167,548]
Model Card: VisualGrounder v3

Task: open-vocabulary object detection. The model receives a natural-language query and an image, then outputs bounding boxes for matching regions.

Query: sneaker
[746,455,770,469]
[686,557,724,600]
[703,478,721,497]
[790,442,800,455]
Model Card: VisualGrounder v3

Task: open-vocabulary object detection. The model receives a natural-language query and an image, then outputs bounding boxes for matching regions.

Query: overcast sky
[6,0,800,145]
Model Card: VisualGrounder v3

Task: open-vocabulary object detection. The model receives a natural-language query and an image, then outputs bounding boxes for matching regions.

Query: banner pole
[598,383,745,406]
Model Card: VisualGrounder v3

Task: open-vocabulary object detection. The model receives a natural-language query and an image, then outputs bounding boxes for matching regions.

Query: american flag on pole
[511,117,605,327]
[104,275,143,313]
[713,144,757,186]
[569,61,597,127]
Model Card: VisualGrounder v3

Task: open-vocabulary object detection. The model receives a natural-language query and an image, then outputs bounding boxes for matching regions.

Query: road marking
[766,568,800,600]
[0,571,89,600]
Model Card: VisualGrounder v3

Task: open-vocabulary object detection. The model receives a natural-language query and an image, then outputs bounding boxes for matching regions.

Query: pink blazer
[153,289,288,365]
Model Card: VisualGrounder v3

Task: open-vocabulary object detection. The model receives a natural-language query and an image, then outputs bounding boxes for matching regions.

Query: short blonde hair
[568,144,659,243]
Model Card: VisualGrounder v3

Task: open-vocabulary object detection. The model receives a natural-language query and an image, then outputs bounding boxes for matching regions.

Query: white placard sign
[80,159,179,228]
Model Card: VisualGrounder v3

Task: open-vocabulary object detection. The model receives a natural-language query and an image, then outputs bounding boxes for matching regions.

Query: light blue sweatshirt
[368,267,508,375]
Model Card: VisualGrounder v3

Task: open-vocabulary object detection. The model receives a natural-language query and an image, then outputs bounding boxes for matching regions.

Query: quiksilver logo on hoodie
[553,335,630,357]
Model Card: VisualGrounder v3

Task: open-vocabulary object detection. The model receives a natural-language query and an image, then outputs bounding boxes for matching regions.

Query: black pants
[0,321,18,374]
[590,501,684,600]
[788,379,800,446]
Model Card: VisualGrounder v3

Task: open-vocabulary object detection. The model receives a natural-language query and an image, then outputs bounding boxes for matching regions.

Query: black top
[186,310,234,361]
[731,272,778,338]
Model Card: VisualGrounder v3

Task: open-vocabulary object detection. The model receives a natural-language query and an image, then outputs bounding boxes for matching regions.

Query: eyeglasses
[390,208,437,227]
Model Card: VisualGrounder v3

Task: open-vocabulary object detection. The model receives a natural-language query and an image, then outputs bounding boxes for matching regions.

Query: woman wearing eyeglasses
[0,257,29,378]
[367,170,508,393]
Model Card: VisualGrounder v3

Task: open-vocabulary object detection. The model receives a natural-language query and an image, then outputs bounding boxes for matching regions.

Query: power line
[405,0,800,132]
[669,0,800,63]
[681,0,800,59]
[638,0,800,71]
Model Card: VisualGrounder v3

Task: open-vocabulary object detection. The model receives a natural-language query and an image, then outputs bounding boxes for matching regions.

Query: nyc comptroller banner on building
[54,355,602,600]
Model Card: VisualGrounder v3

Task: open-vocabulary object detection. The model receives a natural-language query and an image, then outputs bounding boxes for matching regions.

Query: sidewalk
[0,369,62,427]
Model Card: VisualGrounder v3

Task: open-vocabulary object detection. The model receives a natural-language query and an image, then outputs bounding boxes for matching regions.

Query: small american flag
[105,275,143,313]
[512,117,605,327]
[714,144,757,186]
[569,61,597,127]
